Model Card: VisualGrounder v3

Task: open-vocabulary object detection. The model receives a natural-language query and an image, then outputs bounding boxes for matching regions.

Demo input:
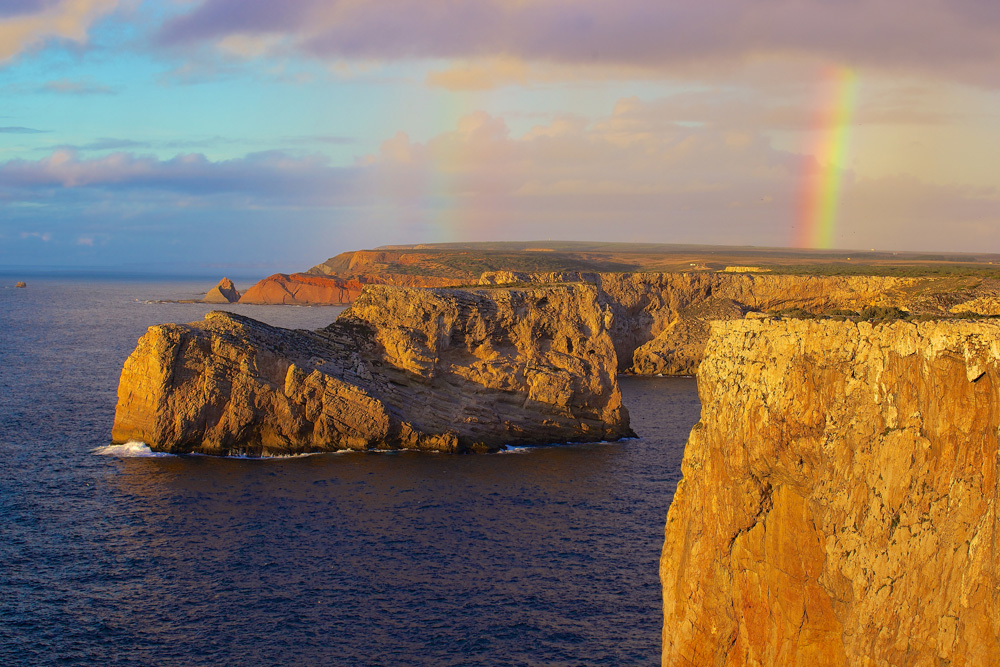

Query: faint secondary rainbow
[798,66,858,249]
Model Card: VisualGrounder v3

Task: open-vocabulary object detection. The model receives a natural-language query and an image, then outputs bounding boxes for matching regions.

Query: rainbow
[798,66,858,249]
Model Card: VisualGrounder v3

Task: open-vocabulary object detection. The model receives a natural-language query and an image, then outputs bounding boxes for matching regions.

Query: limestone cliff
[237,267,996,375]
[660,317,1000,666]
[112,284,632,455]
[480,271,925,375]
[203,277,241,304]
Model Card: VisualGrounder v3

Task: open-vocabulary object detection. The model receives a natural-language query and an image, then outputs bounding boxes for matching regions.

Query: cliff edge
[112,283,632,455]
[660,317,1000,665]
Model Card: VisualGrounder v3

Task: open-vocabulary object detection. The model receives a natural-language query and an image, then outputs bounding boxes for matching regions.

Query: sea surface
[0,277,701,666]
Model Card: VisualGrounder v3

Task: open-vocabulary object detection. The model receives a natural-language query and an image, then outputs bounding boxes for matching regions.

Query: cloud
[39,78,117,95]
[0,149,362,206]
[20,231,52,242]
[155,0,1000,85]
[1,98,997,252]
[0,126,46,133]
[426,57,529,91]
[0,0,120,64]
[0,1,61,19]
[357,101,1000,250]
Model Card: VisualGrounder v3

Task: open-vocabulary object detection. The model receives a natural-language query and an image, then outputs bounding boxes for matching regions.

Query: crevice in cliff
[726,479,774,556]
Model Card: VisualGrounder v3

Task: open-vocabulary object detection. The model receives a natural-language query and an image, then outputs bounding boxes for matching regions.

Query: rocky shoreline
[112,263,1000,663]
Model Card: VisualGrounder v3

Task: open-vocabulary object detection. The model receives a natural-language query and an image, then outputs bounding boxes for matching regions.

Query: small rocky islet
[113,283,631,455]
[113,243,1000,664]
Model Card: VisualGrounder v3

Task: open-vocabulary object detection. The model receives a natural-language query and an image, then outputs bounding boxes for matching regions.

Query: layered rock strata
[660,317,1000,666]
[112,284,632,455]
[235,268,995,375]
[480,271,921,374]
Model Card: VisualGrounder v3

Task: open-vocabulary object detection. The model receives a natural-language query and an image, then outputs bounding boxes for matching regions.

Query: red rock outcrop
[660,317,1000,665]
[112,283,632,455]
[238,273,460,305]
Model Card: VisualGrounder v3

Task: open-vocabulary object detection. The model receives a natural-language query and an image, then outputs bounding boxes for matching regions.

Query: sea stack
[112,283,633,455]
[660,316,1000,665]
[203,277,241,303]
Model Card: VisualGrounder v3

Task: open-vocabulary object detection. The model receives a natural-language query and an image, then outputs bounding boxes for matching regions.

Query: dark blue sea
[0,277,701,666]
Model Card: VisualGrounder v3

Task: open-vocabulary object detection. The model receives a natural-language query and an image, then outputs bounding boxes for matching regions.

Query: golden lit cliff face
[661,318,1000,666]
[112,284,632,455]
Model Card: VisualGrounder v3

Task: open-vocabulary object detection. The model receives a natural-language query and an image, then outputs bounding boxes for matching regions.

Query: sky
[1,0,999,274]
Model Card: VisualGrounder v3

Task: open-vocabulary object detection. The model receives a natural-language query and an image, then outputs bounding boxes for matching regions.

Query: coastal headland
[114,240,1000,662]
[229,242,1000,376]
[113,283,632,455]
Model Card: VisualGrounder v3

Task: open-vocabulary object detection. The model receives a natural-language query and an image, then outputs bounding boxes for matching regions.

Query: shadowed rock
[112,283,633,455]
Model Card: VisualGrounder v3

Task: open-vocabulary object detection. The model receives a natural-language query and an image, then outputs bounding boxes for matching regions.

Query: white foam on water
[187,450,328,460]
[229,451,326,460]
[92,440,173,457]
[497,438,636,454]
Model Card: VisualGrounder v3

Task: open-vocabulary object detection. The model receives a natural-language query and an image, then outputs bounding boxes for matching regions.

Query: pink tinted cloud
[2,101,998,251]
[0,0,119,63]
[157,0,1000,81]
[361,102,1000,249]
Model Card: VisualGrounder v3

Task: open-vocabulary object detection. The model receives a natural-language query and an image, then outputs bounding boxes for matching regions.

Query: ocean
[0,277,701,666]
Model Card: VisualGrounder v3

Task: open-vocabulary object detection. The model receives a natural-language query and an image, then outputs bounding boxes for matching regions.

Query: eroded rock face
[235,268,995,375]
[660,317,1000,666]
[481,271,921,374]
[630,297,745,375]
[203,277,241,303]
[112,284,632,455]
[950,294,1000,316]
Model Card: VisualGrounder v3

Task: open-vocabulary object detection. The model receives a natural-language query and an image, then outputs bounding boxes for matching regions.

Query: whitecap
[92,440,173,457]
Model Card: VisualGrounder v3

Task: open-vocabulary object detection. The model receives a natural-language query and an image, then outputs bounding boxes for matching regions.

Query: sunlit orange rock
[661,317,1000,665]
[112,283,632,455]
[202,277,241,303]
[238,272,458,305]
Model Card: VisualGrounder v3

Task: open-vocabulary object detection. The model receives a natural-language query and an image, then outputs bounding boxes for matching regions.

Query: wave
[199,451,327,460]
[92,440,173,457]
